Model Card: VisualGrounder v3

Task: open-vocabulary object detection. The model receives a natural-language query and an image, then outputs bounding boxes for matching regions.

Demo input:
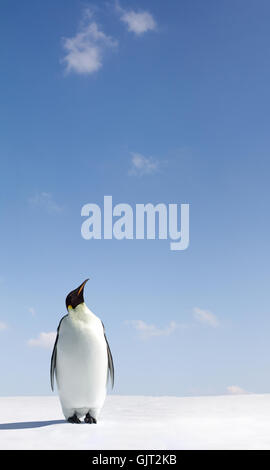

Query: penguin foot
[84,413,97,424]
[67,414,82,424]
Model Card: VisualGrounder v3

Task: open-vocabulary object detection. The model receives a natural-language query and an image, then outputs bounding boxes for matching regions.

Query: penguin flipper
[102,322,114,389]
[50,315,68,391]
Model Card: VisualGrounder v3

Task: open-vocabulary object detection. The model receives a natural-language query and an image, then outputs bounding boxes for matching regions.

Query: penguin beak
[77,279,89,297]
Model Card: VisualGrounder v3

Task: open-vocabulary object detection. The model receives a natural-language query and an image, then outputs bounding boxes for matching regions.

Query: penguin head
[65,279,89,311]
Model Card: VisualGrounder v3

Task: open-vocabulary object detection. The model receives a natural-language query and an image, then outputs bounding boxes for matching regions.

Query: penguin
[50,279,114,423]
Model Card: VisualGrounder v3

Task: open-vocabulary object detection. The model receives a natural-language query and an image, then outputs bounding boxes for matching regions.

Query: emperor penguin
[50,279,114,423]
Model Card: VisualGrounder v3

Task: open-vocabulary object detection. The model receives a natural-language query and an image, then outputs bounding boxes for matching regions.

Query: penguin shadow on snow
[0,419,66,430]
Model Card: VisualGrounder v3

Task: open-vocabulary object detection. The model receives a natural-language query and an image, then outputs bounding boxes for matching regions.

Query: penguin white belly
[56,311,108,419]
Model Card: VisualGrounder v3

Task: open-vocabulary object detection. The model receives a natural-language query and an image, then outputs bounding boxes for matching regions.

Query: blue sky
[1,0,270,397]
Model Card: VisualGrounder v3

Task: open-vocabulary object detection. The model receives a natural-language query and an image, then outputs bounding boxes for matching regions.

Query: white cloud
[28,307,36,317]
[128,320,179,339]
[28,192,63,214]
[27,332,56,350]
[0,321,7,331]
[116,2,157,35]
[227,385,248,395]
[129,152,159,176]
[61,9,117,75]
[193,307,219,328]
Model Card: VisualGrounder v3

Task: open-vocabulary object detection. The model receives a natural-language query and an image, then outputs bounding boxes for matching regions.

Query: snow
[0,394,270,449]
